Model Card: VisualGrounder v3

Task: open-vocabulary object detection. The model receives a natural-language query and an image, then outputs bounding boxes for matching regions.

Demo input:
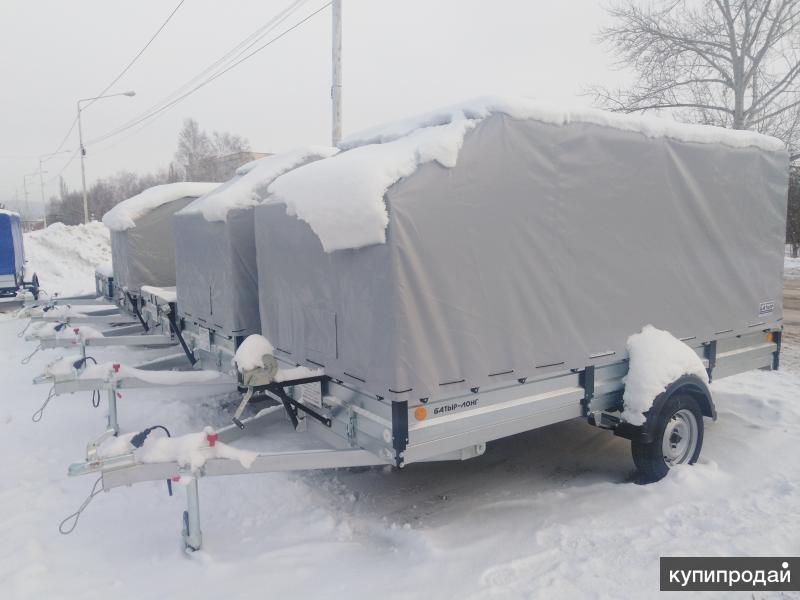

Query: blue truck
[0,210,38,298]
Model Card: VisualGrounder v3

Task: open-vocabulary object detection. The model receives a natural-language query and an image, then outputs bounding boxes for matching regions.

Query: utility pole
[76,91,136,224]
[38,159,49,228]
[77,100,90,225]
[23,177,29,210]
[331,0,342,146]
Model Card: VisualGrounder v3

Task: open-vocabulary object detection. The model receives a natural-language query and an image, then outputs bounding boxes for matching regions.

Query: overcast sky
[0,0,626,216]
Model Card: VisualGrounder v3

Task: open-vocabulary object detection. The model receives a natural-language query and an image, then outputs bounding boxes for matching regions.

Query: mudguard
[614,374,715,444]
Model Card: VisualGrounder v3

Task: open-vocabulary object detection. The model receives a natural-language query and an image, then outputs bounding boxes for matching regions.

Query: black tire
[632,393,704,484]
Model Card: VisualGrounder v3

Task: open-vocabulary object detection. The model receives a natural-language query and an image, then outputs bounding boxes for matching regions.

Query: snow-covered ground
[0,227,798,599]
[23,222,111,297]
[785,255,800,279]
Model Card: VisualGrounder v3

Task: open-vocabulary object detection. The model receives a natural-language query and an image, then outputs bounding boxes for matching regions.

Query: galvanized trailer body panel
[256,114,788,405]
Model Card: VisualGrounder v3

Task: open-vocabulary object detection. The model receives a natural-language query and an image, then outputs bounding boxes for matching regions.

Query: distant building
[202,151,271,182]
[22,220,44,232]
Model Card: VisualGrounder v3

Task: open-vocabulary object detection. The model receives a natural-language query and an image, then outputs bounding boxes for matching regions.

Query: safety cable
[17,320,32,338]
[59,477,103,535]
[32,386,56,423]
[21,344,41,365]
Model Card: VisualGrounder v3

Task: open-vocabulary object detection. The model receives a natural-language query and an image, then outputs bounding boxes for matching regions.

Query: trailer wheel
[631,393,704,483]
[31,273,40,300]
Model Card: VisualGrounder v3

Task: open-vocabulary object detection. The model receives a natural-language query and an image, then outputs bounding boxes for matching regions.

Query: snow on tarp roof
[267,95,788,253]
[102,182,220,232]
[0,209,20,219]
[178,147,338,222]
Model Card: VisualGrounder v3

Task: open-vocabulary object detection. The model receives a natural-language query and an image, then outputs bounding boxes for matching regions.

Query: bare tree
[174,118,251,181]
[45,119,252,225]
[788,165,800,254]
[590,0,800,154]
[175,118,212,181]
[210,131,250,157]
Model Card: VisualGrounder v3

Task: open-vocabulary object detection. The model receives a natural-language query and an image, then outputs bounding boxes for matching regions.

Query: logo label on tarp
[759,300,775,316]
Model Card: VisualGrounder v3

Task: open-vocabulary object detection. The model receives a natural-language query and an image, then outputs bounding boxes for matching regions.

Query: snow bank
[102,182,219,231]
[340,96,785,152]
[621,325,709,425]
[785,255,800,279]
[269,120,474,252]
[179,147,338,222]
[233,334,274,372]
[24,222,111,296]
[98,427,257,471]
[268,95,786,253]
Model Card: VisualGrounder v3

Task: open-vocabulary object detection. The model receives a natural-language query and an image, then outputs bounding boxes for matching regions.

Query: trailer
[172,148,336,371]
[103,182,218,324]
[94,263,114,301]
[26,287,209,428]
[64,98,788,550]
[66,330,778,551]
[22,184,221,345]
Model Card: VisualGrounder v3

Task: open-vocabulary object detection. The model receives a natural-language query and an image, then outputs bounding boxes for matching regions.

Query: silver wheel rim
[661,408,698,466]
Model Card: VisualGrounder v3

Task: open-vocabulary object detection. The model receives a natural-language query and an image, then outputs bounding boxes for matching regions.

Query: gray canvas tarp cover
[255,113,788,403]
[111,197,194,291]
[173,208,259,335]
[172,151,331,337]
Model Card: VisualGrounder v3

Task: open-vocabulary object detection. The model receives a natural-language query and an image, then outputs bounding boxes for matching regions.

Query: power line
[88,1,330,147]
[134,0,312,120]
[88,0,317,146]
[45,0,186,161]
[50,119,79,159]
[83,0,187,113]
[87,0,311,147]
[47,150,80,184]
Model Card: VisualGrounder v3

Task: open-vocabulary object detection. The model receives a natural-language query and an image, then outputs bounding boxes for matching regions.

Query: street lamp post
[77,91,136,224]
[331,0,342,146]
